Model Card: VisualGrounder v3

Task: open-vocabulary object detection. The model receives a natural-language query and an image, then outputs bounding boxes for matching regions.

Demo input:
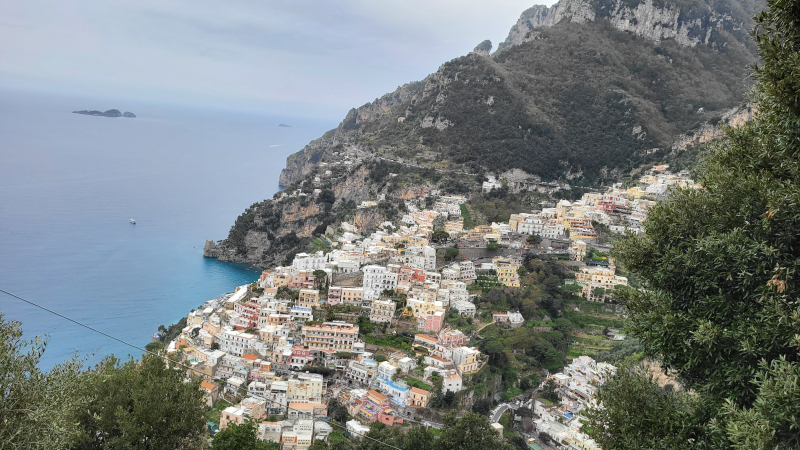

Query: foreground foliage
[309,413,512,450]
[0,315,90,450]
[0,314,207,450]
[589,0,800,447]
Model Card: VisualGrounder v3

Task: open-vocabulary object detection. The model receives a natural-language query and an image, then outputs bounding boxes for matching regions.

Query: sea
[0,88,334,369]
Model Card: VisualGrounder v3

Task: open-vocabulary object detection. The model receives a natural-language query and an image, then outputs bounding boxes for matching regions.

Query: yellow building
[273,273,291,287]
[287,373,325,403]
[408,387,430,407]
[493,257,521,288]
[452,346,481,373]
[444,220,464,235]
[298,289,321,308]
[301,322,360,351]
[341,287,364,305]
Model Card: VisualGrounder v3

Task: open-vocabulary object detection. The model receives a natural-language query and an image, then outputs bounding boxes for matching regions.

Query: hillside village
[166,165,696,448]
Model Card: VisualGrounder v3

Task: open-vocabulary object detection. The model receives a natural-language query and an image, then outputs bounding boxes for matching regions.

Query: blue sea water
[0,88,333,369]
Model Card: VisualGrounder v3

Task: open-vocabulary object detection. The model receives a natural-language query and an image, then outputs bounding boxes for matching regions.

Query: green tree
[313,269,328,290]
[0,315,90,450]
[431,229,450,243]
[539,379,559,404]
[444,248,460,261]
[591,0,800,447]
[526,234,542,246]
[585,364,701,450]
[211,421,273,450]
[75,353,206,450]
[327,398,350,425]
[145,341,164,352]
[472,398,493,416]
[436,412,512,450]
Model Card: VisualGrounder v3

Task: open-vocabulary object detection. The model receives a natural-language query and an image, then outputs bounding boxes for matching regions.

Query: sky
[0,0,559,120]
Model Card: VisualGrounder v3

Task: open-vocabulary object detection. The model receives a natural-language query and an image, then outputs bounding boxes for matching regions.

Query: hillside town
[165,166,695,448]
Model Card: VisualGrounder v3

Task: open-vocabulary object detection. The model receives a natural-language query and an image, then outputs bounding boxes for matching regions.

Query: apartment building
[417,311,444,333]
[408,387,430,407]
[369,299,396,323]
[301,321,360,351]
[494,257,521,288]
[217,328,256,357]
[297,289,321,308]
[451,346,481,374]
[363,265,399,292]
[287,372,325,403]
[327,286,342,306]
[341,287,364,305]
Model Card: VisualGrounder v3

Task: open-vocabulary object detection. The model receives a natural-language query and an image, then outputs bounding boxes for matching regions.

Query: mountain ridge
[215,0,762,267]
[279,0,761,187]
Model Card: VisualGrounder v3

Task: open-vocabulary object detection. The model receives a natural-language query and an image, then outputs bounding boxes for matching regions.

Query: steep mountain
[280,0,761,187]
[210,0,763,267]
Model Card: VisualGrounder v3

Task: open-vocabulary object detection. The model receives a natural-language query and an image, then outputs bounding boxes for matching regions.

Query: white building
[451,300,476,317]
[289,306,313,322]
[218,328,256,357]
[443,373,463,393]
[291,251,328,274]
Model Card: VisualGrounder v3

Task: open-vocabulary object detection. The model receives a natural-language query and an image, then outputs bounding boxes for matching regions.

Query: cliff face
[670,104,754,152]
[499,0,761,49]
[278,81,424,186]
[276,0,761,186]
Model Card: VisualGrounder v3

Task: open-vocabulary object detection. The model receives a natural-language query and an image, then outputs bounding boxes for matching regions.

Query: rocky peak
[472,39,493,56]
[499,0,760,49]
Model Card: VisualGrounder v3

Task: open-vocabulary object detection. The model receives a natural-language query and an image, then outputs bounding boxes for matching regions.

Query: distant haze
[0,0,556,120]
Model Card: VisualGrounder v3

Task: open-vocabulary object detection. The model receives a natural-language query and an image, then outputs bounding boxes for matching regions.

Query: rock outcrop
[472,39,493,56]
[670,104,754,152]
[73,109,132,118]
[278,81,424,186]
[499,0,760,50]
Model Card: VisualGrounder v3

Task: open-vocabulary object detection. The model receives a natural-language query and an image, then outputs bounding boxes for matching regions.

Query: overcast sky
[0,0,557,119]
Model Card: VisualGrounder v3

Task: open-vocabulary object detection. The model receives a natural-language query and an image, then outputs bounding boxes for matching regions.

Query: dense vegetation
[354,0,758,183]
[586,0,800,447]
[0,314,207,450]
[308,413,512,450]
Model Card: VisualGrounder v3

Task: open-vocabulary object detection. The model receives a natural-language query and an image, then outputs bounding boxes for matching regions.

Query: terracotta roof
[368,390,388,401]
[415,334,437,342]
[410,387,430,396]
[242,354,258,361]
[200,381,217,391]
[288,402,326,410]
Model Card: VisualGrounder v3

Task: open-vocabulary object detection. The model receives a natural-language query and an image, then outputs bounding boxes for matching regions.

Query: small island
[73,109,136,118]
[278,123,292,127]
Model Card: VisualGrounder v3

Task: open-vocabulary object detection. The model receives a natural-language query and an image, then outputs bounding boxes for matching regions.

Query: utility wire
[0,288,402,450]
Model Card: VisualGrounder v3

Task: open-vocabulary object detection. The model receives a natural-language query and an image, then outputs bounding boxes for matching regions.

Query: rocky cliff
[211,0,762,267]
[498,0,761,50]
[279,0,761,186]
[278,81,424,186]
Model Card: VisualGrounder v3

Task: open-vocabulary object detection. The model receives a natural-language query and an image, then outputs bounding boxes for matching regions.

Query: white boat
[130,218,136,224]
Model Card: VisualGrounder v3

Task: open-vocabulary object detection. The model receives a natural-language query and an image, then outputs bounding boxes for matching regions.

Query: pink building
[290,345,312,369]
[233,301,261,329]
[327,286,342,306]
[438,329,467,347]
[288,271,316,289]
[417,311,444,333]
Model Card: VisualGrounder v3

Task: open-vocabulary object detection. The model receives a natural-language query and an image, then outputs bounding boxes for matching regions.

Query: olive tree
[588,0,800,447]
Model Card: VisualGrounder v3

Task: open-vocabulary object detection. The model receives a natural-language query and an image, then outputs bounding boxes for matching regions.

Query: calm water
[0,89,333,368]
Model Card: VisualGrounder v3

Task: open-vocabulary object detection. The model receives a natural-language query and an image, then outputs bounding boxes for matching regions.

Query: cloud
[0,0,557,118]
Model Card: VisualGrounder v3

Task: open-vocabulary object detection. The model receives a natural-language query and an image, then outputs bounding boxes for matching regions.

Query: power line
[0,288,402,450]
